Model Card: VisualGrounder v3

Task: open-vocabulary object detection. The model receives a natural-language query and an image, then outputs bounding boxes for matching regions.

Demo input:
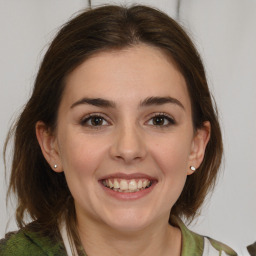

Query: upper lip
[99,172,157,181]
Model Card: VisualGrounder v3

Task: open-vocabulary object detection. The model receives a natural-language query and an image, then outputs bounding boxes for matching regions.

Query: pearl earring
[54,164,58,168]
[190,166,196,171]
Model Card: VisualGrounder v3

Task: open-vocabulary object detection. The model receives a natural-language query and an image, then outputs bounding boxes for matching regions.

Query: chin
[101,208,157,233]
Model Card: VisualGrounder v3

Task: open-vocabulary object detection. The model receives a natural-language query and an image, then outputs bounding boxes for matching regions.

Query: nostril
[109,127,147,164]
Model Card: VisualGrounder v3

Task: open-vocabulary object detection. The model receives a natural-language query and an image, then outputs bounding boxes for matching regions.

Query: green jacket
[0,220,237,256]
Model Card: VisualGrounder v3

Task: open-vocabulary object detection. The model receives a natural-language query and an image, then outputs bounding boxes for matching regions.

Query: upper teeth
[103,179,151,192]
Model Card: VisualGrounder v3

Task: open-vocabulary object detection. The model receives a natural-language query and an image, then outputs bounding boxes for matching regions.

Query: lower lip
[100,182,157,200]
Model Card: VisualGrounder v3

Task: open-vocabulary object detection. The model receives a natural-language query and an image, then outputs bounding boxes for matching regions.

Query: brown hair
[5,4,222,239]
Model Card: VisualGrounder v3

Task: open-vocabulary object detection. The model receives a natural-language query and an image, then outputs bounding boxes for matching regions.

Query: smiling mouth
[101,178,153,193]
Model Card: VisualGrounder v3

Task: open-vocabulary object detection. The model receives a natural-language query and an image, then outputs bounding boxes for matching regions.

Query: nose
[109,123,147,164]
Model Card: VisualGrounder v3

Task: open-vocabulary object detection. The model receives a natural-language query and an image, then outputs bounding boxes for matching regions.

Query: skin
[36,44,210,256]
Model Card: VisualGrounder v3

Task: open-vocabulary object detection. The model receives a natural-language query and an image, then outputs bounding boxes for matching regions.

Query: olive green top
[0,219,237,255]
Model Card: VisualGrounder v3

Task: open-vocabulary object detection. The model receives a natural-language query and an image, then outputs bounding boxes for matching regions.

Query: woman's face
[39,44,209,232]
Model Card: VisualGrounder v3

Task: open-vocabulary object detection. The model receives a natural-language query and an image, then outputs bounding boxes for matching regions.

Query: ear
[35,121,63,173]
[187,121,211,175]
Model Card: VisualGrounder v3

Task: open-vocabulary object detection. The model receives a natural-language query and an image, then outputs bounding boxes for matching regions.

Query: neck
[76,214,182,256]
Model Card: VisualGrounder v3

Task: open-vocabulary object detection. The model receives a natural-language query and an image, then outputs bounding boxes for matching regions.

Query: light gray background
[1,1,255,255]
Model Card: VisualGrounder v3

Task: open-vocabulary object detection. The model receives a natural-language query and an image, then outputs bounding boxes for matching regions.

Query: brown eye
[152,116,166,126]
[90,116,104,126]
[147,114,175,127]
[81,115,108,127]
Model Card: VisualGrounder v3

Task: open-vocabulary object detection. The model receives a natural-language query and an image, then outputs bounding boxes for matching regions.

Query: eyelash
[80,114,110,128]
[80,113,176,128]
[146,113,176,127]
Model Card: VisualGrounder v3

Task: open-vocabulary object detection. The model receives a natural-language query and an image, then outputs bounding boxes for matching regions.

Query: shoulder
[0,225,66,256]
[206,236,238,256]
[247,241,256,256]
[0,229,46,256]
[204,236,238,256]
[171,217,238,256]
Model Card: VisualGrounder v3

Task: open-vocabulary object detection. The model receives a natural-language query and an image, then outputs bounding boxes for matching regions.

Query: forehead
[62,44,191,109]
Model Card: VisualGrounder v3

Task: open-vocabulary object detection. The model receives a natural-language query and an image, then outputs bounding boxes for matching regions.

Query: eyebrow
[70,97,116,108]
[140,96,185,109]
[70,96,184,110]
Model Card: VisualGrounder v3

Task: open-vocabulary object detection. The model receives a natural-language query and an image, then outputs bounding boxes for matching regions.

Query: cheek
[57,135,109,208]
[150,135,192,174]
[155,143,190,204]
[58,133,108,177]
[148,134,192,201]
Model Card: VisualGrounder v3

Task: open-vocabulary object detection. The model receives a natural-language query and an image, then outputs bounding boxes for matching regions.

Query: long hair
[5,4,222,245]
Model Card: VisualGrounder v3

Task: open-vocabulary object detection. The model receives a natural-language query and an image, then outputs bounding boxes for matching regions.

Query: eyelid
[79,112,176,128]
[80,113,111,126]
[145,112,176,126]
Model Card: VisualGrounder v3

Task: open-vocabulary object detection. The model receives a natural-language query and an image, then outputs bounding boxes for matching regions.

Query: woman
[0,5,237,256]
